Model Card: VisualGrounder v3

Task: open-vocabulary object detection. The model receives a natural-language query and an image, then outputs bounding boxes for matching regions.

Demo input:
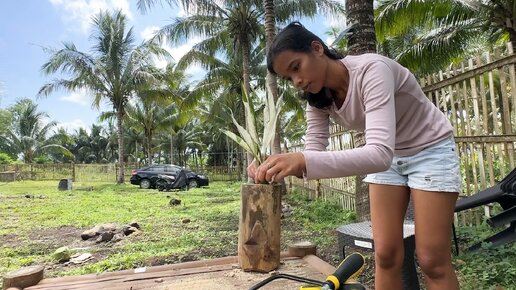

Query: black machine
[454,167,516,252]
[156,169,189,191]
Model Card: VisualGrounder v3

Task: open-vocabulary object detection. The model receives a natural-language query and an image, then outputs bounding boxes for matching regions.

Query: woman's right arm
[304,105,330,151]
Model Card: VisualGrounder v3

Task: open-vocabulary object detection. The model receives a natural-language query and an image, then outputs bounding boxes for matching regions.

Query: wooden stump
[2,265,44,289]
[238,183,282,272]
[288,241,317,257]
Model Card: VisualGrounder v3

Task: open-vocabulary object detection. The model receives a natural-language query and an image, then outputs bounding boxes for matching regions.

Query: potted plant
[221,86,283,272]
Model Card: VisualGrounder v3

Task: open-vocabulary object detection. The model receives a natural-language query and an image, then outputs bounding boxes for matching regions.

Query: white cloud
[49,0,133,34]
[167,39,200,62]
[185,65,205,79]
[56,119,89,134]
[140,26,160,41]
[60,89,91,106]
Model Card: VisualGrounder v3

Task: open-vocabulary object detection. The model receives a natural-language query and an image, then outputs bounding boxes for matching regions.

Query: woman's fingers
[251,153,305,183]
[248,159,260,179]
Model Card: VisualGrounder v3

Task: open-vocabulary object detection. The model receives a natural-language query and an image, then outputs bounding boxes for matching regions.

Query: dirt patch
[29,226,85,248]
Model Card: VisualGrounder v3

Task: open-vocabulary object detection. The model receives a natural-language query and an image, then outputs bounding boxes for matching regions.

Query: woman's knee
[374,242,404,269]
[416,249,452,279]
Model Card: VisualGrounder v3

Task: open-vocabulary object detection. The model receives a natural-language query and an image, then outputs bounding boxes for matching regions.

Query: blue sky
[0,1,342,134]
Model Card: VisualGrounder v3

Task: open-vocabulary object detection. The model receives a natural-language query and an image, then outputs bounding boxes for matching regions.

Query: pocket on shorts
[411,137,462,192]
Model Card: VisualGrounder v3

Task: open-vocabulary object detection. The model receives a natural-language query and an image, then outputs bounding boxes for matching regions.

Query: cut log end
[288,241,317,257]
[2,265,44,289]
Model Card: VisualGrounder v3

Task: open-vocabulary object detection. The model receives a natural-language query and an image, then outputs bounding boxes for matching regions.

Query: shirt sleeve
[303,104,330,151]
[302,61,396,179]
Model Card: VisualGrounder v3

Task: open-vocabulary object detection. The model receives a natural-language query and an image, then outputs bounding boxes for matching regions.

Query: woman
[248,22,461,290]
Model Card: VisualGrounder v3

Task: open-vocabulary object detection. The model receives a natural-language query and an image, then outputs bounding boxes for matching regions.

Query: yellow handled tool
[320,252,365,290]
[249,253,366,290]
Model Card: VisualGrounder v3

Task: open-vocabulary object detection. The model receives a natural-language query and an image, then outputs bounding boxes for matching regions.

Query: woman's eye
[292,64,299,71]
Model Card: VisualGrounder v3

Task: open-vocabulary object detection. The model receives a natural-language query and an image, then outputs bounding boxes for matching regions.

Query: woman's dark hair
[267,21,344,109]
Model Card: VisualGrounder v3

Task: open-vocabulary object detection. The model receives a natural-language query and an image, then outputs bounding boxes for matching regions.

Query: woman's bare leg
[412,189,459,290]
[369,184,410,290]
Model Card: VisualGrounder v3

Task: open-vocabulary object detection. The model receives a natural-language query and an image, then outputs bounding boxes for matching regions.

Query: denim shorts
[364,136,462,193]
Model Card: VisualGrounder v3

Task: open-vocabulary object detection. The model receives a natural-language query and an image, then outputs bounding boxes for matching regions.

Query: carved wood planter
[238,183,282,272]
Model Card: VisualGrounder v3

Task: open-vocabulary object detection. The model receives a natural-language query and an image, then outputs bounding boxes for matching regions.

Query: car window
[151,166,166,172]
[166,166,180,174]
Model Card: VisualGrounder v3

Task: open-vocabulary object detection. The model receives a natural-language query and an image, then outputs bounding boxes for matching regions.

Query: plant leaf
[261,86,284,156]
[228,110,259,158]
[242,86,259,146]
[220,129,257,160]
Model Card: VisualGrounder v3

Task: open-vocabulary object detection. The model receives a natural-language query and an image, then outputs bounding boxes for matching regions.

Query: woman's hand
[252,152,306,184]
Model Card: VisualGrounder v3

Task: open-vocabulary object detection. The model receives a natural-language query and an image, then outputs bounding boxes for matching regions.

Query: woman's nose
[293,76,303,88]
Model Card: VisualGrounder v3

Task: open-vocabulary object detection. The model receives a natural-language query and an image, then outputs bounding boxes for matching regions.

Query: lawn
[0,180,515,290]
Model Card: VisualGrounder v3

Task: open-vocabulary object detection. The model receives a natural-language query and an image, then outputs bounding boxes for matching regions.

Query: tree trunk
[170,135,174,164]
[346,0,376,56]
[116,110,125,184]
[238,183,282,272]
[242,38,253,182]
[346,0,376,221]
[264,0,282,155]
[147,134,152,165]
[135,140,139,164]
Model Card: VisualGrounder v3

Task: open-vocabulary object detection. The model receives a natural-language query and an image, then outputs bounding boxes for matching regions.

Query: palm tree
[263,0,282,155]
[47,127,75,163]
[343,0,377,221]
[375,0,513,74]
[0,99,71,163]
[125,100,185,165]
[70,125,112,163]
[38,10,169,183]
[346,0,376,55]
[138,0,346,174]
[160,119,206,166]
[0,108,11,136]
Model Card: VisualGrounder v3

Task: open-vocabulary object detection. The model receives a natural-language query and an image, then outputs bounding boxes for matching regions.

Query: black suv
[130,164,209,189]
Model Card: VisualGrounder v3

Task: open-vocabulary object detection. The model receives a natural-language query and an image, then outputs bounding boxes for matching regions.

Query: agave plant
[221,85,283,166]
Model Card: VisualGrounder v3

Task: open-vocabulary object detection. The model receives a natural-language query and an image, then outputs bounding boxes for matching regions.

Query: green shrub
[0,152,15,164]
[455,225,516,290]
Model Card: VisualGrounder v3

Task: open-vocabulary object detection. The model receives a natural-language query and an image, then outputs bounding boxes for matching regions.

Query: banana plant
[221,85,283,166]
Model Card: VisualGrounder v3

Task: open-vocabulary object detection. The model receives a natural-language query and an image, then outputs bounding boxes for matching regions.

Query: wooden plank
[27,265,236,290]
[448,66,459,135]
[453,65,467,136]
[496,49,513,134]
[507,43,516,131]
[468,59,487,188]
[439,70,449,113]
[487,51,508,177]
[27,255,331,290]
[28,253,304,290]
[454,135,516,143]
[461,62,473,136]
[303,255,335,276]
[423,53,516,93]
[476,57,495,185]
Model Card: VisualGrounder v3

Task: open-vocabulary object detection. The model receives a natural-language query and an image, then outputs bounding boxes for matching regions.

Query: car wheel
[140,179,151,189]
[188,179,198,188]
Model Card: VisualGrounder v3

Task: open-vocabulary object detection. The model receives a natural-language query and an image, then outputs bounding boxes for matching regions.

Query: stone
[52,247,71,263]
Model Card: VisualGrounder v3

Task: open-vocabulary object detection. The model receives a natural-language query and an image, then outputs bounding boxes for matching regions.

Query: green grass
[1,181,515,290]
[0,180,242,279]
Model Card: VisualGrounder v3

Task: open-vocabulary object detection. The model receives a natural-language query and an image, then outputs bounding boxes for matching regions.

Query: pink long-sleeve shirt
[302,53,453,180]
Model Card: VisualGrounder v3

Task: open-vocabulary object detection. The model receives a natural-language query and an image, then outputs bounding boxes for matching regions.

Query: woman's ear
[310,41,324,56]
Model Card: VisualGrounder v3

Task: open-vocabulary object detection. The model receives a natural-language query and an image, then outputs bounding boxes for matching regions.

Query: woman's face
[272,42,327,94]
